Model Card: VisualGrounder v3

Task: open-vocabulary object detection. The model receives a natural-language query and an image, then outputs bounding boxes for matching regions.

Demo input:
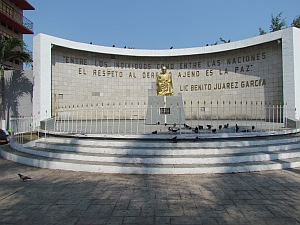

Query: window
[0,30,12,39]
[0,1,14,17]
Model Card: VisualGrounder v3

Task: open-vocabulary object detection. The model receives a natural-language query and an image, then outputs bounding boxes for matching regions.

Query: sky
[23,0,300,51]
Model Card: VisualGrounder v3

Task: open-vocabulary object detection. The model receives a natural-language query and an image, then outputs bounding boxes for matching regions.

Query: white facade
[33,27,300,123]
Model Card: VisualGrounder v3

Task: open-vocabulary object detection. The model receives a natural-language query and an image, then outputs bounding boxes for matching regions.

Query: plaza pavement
[1,147,300,225]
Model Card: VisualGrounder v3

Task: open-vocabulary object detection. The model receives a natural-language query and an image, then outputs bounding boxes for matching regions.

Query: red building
[0,0,34,70]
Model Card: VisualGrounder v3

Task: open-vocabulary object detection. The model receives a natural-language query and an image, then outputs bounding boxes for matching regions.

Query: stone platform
[1,131,300,174]
[145,96,185,125]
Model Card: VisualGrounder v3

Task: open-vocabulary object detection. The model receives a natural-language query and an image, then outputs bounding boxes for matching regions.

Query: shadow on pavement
[1,148,300,224]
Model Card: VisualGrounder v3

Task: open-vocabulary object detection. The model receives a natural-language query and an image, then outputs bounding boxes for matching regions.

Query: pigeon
[224,123,229,129]
[198,125,204,130]
[242,129,250,132]
[18,174,31,182]
[207,124,212,129]
[172,136,177,143]
[194,136,199,142]
[152,130,157,134]
[219,125,222,129]
[168,127,178,132]
[235,124,239,132]
[184,123,191,129]
[212,128,217,133]
[193,127,199,133]
[242,126,255,133]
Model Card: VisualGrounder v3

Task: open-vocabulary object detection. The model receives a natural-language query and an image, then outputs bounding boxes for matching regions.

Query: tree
[0,36,32,128]
[259,12,287,35]
[259,28,267,35]
[291,15,300,28]
[270,12,286,32]
[4,71,33,129]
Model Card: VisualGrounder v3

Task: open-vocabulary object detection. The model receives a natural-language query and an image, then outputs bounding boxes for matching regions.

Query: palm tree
[0,36,32,128]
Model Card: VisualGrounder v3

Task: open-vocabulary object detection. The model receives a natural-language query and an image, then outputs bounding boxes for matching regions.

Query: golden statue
[156,66,174,96]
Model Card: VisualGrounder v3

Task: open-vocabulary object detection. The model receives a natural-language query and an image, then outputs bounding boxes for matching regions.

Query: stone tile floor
[1,153,300,225]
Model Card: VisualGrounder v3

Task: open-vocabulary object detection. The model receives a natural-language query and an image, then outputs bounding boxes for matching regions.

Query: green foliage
[259,12,289,35]
[259,12,300,35]
[269,12,286,32]
[259,28,267,35]
[0,36,32,66]
[0,36,32,126]
[291,15,300,28]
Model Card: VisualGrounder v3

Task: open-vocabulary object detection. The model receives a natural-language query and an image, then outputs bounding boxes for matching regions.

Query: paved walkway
[1,152,300,225]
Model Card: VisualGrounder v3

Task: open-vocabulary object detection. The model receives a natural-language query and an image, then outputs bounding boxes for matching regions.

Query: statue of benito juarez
[156,66,174,96]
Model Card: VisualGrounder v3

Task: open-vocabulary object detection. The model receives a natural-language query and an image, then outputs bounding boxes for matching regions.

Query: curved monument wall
[33,28,300,122]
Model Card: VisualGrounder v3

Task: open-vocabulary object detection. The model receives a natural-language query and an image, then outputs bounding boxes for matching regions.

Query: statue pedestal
[146,96,185,125]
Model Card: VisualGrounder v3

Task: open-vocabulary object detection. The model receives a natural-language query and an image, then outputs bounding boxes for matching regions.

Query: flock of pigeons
[152,123,256,142]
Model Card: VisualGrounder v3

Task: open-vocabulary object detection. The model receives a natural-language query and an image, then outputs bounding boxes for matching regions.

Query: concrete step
[35,135,300,148]
[1,145,300,174]
[14,145,300,165]
[2,133,300,174]
[32,137,300,156]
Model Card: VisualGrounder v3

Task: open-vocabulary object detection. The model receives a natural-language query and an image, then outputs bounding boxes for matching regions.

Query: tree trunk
[1,66,5,128]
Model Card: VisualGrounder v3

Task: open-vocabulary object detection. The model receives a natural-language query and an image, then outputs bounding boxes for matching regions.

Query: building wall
[0,0,25,70]
[33,28,300,123]
[15,70,33,117]
[2,70,33,120]
[293,28,300,120]
[51,41,282,120]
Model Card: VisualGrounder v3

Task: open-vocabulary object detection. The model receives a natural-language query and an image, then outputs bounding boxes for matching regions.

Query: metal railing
[9,116,37,143]
[8,102,299,144]
[50,102,295,135]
